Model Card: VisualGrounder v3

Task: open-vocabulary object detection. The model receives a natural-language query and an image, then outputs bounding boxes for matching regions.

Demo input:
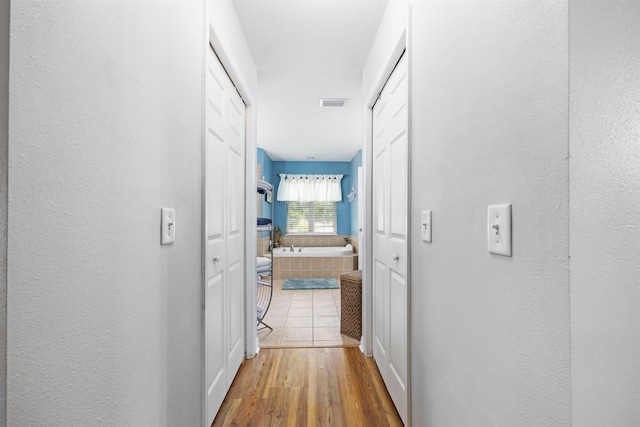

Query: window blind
[286,202,337,234]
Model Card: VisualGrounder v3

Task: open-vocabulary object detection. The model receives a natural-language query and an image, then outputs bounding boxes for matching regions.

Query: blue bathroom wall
[257,148,274,237]
[271,161,351,235]
[349,150,362,237]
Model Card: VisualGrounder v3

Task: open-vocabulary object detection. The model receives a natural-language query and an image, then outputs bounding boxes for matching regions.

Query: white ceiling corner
[232,0,388,161]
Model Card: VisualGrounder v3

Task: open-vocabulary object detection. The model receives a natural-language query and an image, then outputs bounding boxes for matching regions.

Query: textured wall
[570,2,640,425]
[209,0,258,98]
[410,2,571,424]
[7,2,204,425]
[364,1,572,424]
[0,0,9,424]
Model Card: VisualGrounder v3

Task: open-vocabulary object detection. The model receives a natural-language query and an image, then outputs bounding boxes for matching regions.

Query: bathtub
[273,244,353,257]
[271,244,357,280]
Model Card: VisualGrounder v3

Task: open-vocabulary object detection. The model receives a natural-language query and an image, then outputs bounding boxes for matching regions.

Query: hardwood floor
[212,347,403,426]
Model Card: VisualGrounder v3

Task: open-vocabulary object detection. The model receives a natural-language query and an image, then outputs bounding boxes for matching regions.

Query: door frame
[207,18,258,360]
[361,6,412,425]
[357,166,364,270]
[206,7,258,357]
[202,9,258,427]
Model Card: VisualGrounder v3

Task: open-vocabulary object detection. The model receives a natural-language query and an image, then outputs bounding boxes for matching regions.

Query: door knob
[359,228,363,232]
[213,255,220,263]
[393,254,399,261]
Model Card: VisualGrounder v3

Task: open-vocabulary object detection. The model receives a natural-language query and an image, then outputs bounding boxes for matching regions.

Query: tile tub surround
[350,236,358,255]
[271,235,358,280]
[273,254,358,280]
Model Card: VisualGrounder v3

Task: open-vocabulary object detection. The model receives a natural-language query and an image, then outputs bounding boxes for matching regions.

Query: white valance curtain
[276,174,343,202]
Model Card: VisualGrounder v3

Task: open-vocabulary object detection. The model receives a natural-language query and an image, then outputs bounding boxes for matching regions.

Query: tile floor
[258,280,361,348]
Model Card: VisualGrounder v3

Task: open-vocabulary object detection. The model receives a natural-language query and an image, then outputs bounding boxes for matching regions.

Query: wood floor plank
[212,347,403,427]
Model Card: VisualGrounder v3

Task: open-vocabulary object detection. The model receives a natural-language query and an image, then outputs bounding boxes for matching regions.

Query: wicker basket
[340,270,362,340]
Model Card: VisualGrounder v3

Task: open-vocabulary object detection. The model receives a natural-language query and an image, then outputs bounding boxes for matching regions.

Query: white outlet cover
[161,207,175,245]
[421,210,432,242]
[488,204,511,256]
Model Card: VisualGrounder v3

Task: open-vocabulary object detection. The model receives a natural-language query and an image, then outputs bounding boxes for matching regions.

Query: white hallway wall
[5,0,255,425]
[0,0,9,424]
[570,1,640,425]
[8,2,203,424]
[366,0,639,425]
[410,1,570,424]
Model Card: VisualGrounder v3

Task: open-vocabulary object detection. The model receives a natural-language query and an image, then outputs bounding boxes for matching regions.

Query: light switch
[161,208,176,245]
[488,204,511,256]
[421,210,432,242]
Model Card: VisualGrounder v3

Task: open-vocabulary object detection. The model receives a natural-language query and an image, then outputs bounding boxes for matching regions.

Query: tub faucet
[290,244,295,252]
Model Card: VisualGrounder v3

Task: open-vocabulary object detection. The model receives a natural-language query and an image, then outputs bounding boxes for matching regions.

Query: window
[286,202,337,234]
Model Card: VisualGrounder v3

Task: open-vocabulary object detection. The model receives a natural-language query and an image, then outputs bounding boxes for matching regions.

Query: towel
[257,217,272,226]
[257,257,272,268]
[257,266,271,275]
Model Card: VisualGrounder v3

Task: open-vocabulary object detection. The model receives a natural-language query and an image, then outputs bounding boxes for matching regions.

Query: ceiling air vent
[319,98,347,108]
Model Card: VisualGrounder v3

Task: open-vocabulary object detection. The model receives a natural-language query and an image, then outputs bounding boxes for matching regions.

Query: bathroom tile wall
[273,255,358,280]
[350,236,358,256]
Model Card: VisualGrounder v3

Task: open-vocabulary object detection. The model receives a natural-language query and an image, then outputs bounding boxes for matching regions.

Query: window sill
[286,233,338,236]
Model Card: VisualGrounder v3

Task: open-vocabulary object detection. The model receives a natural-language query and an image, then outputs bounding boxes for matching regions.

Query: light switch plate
[421,210,432,242]
[161,208,175,245]
[488,204,511,256]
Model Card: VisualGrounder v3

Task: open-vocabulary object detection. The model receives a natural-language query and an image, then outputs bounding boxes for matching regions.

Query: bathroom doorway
[255,162,363,349]
[257,236,361,348]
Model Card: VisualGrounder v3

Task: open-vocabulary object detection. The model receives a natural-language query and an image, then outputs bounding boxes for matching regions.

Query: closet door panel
[204,45,246,425]
[225,85,246,387]
[372,53,409,425]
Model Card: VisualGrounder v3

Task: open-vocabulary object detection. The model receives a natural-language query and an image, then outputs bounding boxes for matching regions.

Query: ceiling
[232,0,388,162]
